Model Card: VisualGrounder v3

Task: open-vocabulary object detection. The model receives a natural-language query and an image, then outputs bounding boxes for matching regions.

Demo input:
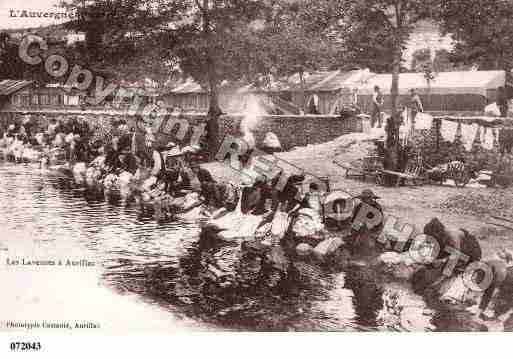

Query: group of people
[1,114,93,163]
[371,86,424,128]
[2,112,512,322]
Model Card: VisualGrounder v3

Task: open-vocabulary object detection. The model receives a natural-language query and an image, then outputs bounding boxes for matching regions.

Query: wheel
[453,170,471,188]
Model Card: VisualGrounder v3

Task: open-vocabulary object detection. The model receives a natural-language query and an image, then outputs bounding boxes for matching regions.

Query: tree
[172,0,344,143]
[0,32,65,84]
[410,47,431,72]
[0,33,24,80]
[254,0,342,111]
[63,0,336,153]
[340,0,437,175]
[432,49,458,72]
[63,0,268,155]
[438,0,513,72]
[61,0,186,82]
[168,1,273,156]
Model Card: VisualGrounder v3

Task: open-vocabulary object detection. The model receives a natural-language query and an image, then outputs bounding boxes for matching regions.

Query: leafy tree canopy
[438,0,513,71]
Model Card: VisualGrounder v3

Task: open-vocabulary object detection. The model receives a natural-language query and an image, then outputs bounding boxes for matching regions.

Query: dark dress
[241,182,274,215]
[180,167,214,193]
[73,140,91,163]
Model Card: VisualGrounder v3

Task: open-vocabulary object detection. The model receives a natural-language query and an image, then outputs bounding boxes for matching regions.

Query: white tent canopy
[358,70,506,97]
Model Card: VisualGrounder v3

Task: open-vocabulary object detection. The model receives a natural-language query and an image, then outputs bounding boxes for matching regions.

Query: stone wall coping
[0,109,345,121]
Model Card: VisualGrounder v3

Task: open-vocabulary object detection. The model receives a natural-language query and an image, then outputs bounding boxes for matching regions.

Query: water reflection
[0,162,484,331]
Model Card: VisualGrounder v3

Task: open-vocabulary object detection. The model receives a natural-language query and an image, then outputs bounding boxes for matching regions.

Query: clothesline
[435,117,504,152]
[433,115,513,129]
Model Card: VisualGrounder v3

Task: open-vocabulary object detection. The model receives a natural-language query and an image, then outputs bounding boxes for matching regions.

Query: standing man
[371,86,384,128]
[408,89,424,125]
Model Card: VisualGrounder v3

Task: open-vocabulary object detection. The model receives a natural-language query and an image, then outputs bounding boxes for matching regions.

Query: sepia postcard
[1,1,513,352]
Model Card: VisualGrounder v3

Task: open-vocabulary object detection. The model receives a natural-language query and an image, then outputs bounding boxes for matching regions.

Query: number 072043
[10,342,42,351]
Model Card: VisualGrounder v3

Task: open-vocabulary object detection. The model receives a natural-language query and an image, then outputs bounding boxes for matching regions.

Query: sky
[0,0,69,30]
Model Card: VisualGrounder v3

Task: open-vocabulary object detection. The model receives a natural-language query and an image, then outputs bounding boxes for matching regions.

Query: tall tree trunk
[201,0,221,160]
[299,70,306,114]
[207,79,221,160]
[385,44,402,176]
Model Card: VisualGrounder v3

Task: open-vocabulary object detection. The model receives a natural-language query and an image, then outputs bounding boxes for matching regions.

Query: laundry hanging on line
[481,127,495,150]
[440,120,459,142]
[460,123,479,151]
[414,113,433,130]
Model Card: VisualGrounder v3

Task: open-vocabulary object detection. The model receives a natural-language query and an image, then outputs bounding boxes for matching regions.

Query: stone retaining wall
[155,114,362,151]
[0,110,362,151]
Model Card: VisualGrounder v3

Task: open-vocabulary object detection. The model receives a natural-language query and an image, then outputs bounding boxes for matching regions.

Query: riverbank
[205,131,513,262]
[280,133,513,261]
[309,160,512,262]
[1,147,512,331]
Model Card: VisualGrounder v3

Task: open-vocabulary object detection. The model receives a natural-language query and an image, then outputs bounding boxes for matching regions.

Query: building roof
[165,69,503,97]
[307,69,374,92]
[287,71,337,91]
[256,69,373,93]
[358,70,506,96]
[0,80,34,96]
[168,69,374,95]
[171,79,204,94]
[168,78,248,95]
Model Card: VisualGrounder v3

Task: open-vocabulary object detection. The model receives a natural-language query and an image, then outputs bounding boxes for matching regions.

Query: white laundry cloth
[415,113,433,130]
[482,127,495,150]
[460,123,478,151]
[440,120,458,142]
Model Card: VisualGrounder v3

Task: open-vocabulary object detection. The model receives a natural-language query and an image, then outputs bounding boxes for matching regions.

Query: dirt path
[204,130,513,261]
[283,157,513,260]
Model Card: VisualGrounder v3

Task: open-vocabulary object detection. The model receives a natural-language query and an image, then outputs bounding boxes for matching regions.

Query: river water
[0,162,485,331]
